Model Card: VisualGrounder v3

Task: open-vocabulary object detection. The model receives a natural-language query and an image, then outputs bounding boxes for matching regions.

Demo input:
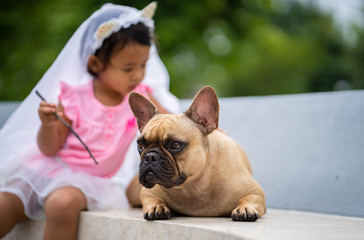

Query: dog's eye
[171,141,182,150]
[137,142,145,153]
[166,140,185,153]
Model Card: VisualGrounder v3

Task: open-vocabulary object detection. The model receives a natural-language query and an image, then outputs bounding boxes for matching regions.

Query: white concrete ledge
[3,208,364,240]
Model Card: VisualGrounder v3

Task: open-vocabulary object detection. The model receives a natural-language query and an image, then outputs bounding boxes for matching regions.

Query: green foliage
[0,0,363,100]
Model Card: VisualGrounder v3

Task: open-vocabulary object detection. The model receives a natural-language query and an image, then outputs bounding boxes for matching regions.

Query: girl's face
[98,42,150,96]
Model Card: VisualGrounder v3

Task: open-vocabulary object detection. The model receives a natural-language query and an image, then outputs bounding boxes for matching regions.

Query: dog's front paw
[231,206,259,222]
[144,204,172,221]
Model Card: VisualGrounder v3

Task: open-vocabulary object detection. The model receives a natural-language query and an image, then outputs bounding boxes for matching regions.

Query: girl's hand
[38,101,59,126]
[37,102,70,156]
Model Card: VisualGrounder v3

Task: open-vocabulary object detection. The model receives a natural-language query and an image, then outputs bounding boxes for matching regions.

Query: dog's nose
[145,151,160,163]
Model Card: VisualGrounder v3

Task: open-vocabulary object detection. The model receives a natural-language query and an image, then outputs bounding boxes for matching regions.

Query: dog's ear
[129,92,159,132]
[185,86,219,134]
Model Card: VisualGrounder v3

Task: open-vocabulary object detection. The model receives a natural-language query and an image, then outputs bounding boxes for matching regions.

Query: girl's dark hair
[88,22,153,76]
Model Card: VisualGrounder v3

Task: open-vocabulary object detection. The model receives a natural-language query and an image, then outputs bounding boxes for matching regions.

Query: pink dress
[1,81,150,219]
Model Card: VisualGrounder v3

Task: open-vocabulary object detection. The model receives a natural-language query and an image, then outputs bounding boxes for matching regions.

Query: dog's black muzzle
[139,148,185,188]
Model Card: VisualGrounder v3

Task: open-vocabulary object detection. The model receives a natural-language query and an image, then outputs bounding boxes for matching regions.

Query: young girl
[0,2,179,239]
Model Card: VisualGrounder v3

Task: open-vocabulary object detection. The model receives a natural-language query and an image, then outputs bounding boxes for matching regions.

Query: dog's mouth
[139,168,186,189]
[139,150,187,189]
[140,171,157,188]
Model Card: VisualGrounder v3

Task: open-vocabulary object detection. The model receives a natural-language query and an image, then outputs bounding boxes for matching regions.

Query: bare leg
[0,192,28,237]
[43,186,87,240]
[126,174,142,207]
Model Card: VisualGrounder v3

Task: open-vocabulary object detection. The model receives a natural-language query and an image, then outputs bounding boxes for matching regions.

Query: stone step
[4,208,364,240]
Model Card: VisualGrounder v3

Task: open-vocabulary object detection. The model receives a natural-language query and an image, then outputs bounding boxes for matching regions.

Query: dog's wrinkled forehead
[142,114,194,141]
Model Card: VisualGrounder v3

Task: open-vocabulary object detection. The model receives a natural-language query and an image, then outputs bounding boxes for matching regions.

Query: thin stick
[35,90,98,165]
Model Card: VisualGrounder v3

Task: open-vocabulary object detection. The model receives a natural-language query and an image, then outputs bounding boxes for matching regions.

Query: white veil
[0,2,180,184]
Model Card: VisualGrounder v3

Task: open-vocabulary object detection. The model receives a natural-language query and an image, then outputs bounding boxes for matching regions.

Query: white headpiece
[0,2,179,183]
[91,2,156,54]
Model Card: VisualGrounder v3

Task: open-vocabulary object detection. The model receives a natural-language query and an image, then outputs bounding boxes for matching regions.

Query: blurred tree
[0,0,101,100]
[0,0,363,100]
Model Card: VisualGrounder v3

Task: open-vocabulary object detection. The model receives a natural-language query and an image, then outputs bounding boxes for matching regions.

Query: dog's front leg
[141,190,172,221]
[231,190,266,222]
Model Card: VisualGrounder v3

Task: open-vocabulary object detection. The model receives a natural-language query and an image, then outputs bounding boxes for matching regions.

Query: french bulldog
[128,86,266,221]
